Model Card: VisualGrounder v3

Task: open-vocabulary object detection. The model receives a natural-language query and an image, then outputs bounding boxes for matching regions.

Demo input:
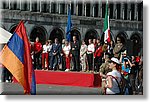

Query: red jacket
[94,46,103,58]
[34,42,42,53]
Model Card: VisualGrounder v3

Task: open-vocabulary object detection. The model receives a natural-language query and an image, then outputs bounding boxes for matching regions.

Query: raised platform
[14,70,102,88]
[35,70,101,87]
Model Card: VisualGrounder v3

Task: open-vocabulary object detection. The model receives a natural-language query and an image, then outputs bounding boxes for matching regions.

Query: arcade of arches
[115,33,142,56]
[9,26,142,56]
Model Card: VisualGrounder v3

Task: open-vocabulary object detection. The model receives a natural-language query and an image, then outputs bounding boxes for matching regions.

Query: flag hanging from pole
[103,0,111,43]
[66,5,72,42]
[0,20,36,95]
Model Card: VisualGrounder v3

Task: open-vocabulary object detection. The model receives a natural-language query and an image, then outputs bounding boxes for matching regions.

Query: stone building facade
[0,0,143,56]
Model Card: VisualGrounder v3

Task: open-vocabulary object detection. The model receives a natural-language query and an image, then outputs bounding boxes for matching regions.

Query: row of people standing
[32,36,80,71]
[32,36,108,72]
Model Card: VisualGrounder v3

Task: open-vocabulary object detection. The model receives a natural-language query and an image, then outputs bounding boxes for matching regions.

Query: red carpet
[35,70,101,87]
[14,70,102,87]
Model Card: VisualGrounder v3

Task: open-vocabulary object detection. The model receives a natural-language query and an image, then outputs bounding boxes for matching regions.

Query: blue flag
[66,7,72,42]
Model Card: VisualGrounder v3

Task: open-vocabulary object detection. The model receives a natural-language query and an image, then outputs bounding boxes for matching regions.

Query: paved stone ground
[0,82,103,95]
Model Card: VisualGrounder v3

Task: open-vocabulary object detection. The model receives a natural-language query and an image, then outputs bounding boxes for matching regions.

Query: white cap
[111,57,120,65]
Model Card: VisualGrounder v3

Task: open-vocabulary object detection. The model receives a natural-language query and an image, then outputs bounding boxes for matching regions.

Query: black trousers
[34,52,41,69]
[72,54,80,71]
[94,57,102,72]
[87,53,94,71]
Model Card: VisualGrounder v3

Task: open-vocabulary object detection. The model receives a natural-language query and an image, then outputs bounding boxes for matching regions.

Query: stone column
[56,2,59,13]
[127,2,131,20]
[40,0,42,12]
[49,1,51,13]
[82,1,84,16]
[90,3,93,17]
[58,2,61,14]
[30,0,32,11]
[8,0,11,9]
[92,4,95,17]
[98,0,102,18]
[134,2,138,21]
[20,0,21,10]
[76,2,78,16]
[74,0,76,15]
[85,3,86,16]
[121,2,124,20]
[66,2,69,15]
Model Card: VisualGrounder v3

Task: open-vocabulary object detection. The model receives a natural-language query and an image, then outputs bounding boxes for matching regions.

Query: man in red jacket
[33,37,42,70]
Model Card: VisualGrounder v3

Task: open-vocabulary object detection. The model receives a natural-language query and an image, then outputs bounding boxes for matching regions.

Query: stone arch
[9,24,17,33]
[70,28,81,42]
[30,26,47,44]
[84,29,99,45]
[130,33,142,56]
[116,31,128,45]
[49,27,64,44]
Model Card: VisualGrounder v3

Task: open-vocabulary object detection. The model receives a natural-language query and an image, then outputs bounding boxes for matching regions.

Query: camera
[124,57,128,62]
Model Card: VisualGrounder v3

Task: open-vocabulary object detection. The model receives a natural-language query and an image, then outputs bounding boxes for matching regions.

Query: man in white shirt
[87,39,95,72]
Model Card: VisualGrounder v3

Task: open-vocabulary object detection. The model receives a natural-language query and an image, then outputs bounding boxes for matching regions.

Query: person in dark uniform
[50,38,61,70]
[70,36,80,71]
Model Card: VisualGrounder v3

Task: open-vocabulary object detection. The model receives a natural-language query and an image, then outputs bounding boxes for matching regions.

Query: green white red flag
[103,0,111,43]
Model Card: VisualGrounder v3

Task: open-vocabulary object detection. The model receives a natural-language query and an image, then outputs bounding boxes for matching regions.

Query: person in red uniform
[94,39,103,72]
[33,37,42,70]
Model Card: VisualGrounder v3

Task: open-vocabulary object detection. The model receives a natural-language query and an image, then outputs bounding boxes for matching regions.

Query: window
[138,2,143,21]
[124,3,127,20]
[86,3,90,17]
[60,3,65,14]
[51,2,56,13]
[2,1,9,9]
[94,3,98,17]
[131,3,135,20]
[41,1,49,13]
[22,1,29,11]
[32,2,38,12]
[109,3,114,19]
[10,1,19,10]
[78,3,82,16]
[102,3,106,18]
[71,3,74,15]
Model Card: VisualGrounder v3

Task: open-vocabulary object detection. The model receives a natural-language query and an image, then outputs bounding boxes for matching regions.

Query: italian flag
[103,0,111,43]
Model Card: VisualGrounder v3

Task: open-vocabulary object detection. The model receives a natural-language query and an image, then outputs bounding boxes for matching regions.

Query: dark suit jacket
[50,43,61,56]
[71,41,80,56]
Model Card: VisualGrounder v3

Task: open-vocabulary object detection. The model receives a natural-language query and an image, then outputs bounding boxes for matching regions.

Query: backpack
[108,75,133,95]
